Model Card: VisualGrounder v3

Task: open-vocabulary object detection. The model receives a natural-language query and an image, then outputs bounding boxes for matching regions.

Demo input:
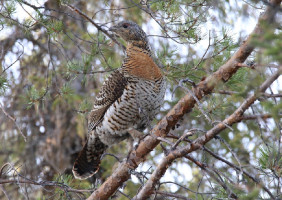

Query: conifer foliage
[0,0,281,199]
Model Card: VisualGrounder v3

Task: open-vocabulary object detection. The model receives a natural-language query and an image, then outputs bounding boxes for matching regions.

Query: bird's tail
[72,136,108,179]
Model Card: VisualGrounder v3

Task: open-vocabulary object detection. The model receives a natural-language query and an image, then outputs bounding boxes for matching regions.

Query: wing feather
[88,70,128,131]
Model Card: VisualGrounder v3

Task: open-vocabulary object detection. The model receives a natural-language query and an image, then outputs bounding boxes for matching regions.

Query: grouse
[73,20,166,179]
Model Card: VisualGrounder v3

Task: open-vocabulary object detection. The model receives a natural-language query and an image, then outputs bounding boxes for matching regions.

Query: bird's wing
[88,70,128,131]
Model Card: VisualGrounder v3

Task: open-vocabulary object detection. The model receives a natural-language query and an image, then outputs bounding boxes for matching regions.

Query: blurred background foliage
[0,0,281,199]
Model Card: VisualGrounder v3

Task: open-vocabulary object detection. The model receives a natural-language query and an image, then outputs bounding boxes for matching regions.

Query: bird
[72,20,166,179]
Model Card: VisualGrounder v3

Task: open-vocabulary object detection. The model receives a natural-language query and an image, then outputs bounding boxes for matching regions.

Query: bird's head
[109,20,149,50]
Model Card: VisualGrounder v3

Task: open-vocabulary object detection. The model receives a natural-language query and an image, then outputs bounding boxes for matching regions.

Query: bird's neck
[126,41,151,54]
[122,44,162,81]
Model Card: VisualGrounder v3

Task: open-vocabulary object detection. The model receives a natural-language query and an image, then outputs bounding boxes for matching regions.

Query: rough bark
[87,1,281,199]
[134,67,281,200]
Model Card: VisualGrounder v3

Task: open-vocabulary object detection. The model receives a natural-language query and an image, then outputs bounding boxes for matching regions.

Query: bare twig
[133,67,281,200]
[0,185,11,200]
[0,103,27,142]
[203,147,274,197]
[156,137,174,146]
[0,42,24,76]
[216,90,238,95]
[159,181,215,196]
[86,1,281,199]
[193,30,211,70]
[0,162,93,197]
[184,155,238,199]
[239,113,281,121]
[156,190,192,200]
[68,68,114,75]
[262,93,282,98]
[97,30,113,69]
[177,79,212,124]
[215,136,243,183]
[65,4,126,51]
[171,131,194,150]
[117,190,131,199]
[0,179,94,193]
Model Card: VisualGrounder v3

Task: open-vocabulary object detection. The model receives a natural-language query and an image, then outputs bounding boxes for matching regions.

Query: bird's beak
[109,26,120,38]
[109,25,118,33]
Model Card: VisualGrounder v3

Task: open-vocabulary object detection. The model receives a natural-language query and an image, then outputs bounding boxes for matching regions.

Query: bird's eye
[122,23,129,28]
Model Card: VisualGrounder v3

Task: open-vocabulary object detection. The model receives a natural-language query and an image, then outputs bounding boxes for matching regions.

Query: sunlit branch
[133,67,281,200]
[87,1,281,199]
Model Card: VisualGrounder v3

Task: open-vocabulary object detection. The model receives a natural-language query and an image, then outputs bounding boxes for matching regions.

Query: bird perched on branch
[73,20,166,179]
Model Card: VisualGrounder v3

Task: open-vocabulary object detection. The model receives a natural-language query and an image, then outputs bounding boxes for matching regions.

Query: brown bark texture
[87,1,281,199]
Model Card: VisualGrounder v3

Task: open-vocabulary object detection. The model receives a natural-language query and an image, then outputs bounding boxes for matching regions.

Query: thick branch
[134,67,281,200]
[87,1,281,199]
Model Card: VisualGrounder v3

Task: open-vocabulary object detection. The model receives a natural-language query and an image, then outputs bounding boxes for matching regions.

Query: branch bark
[239,113,281,121]
[134,67,281,200]
[87,1,281,199]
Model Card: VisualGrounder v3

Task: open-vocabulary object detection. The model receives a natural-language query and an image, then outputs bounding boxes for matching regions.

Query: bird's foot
[128,128,144,141]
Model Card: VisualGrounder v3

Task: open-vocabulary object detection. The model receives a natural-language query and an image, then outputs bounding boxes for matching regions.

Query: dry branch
[85,1,281,199]
[134,67,281,200]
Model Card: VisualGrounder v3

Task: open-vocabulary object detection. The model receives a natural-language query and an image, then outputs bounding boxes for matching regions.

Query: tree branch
[184,155,238,199]
[0,178,93,194]
[134,66,281,200]
[87,0,281,199]
[203,147,275,198]
[65,4,126,51]
[0,103,26,142]
[156,190,193,200]
[239,113,281,121]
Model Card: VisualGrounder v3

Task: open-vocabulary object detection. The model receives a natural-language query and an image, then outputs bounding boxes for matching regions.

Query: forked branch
[86,0,281,199]
[133,67,281,200]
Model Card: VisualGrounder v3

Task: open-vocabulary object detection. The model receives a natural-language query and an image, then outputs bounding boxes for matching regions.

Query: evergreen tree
[0,0,281,199]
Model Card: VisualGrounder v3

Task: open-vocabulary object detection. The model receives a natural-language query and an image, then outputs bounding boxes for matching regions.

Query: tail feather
[72,137,107,179]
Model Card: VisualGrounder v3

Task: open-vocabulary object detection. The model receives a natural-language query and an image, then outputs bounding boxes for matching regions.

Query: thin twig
[0,103,27,142]
[156,137,174,146]
[184,155,238,199]
[65,4,126,51]
[156,190,192,200]
[0,42,24,76]
[0,185,11,200]
[133,67,281,200]
[239,113,280,121]
[193,30,211,70]
[171,131,194,150]
[215,136,244,183]
[87,2,281,198]
[203,147,275,198]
